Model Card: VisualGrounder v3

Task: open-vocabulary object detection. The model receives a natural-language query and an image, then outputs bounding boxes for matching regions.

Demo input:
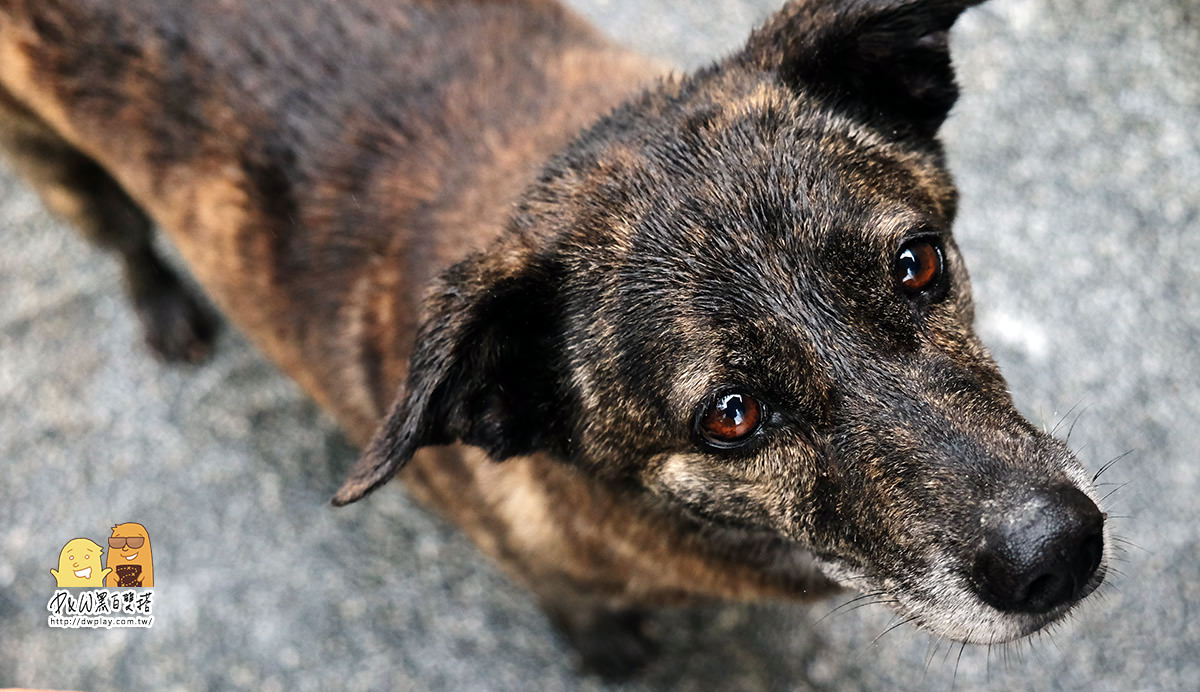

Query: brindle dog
[0,0,1108,676]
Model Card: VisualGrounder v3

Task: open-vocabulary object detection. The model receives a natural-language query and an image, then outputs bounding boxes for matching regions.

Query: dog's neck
[337,23,664,443]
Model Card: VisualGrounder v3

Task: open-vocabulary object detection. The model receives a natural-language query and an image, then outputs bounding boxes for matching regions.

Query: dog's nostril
[971,486,1104,614]
[1072,528,1104,585]
[1021,572,1067,609]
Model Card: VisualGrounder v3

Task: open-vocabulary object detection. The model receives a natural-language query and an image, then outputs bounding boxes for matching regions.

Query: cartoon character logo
[105,522,154,587]
[51,537,112,587]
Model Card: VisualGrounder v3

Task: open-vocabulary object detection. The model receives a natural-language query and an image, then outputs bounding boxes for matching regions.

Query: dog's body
[0,0,1109,675]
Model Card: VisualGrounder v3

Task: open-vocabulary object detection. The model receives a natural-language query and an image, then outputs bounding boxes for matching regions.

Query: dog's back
[0,0,655,438]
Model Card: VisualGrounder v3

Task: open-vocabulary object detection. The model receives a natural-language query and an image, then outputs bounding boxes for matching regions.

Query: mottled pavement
[1,1,1197,690]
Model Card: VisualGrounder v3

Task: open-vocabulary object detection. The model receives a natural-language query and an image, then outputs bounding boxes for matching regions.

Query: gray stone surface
[1,1,1196,690]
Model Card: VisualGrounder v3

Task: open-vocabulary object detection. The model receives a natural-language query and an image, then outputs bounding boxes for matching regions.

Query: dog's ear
[742,0,984,138]
[332,244,570,506]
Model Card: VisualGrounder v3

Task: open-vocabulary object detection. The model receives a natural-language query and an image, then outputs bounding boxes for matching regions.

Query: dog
[0,0,1108,676]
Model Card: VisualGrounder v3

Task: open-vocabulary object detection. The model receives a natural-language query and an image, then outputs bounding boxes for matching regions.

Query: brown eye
[894,240,944,294]
[697,392,762,446]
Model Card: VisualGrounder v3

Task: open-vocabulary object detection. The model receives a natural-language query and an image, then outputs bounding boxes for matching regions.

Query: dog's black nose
[971,486,1104,613]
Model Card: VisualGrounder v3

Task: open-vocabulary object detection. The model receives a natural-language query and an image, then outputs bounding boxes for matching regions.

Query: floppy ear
[332,247,571,506]
[743,0,985,138]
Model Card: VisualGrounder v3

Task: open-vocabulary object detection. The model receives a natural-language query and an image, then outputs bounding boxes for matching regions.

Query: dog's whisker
[1049,400,1084,436]
[836,572,874,583]
[824,596,901,622]
[815,591,885,623]
[1099,482,1130,504]
[1064,403,1091,446]
[870,614,920,646]
[942,631,961,666]
[923,637,944,677]
[1093,448,1135,482]
[841,599,899,617]
[1111,535,1149,553]
[952,637,969,689]
[1047,628,1063,656]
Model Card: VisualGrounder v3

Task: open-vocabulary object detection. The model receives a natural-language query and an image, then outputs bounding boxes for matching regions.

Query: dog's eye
[894,239,944,294]
[697,392,762,447]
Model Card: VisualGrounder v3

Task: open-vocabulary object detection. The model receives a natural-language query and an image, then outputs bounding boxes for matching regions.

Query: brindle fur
[0,0,1107,677]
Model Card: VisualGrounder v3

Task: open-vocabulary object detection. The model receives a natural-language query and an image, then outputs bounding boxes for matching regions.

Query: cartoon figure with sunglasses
[104,522,153,587]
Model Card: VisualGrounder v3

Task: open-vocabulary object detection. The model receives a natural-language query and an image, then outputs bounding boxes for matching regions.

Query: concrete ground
[1,0,1197,690]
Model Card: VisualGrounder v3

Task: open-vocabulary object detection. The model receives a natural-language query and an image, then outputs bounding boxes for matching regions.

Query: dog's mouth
[812,493,1110,645]
[820,554,1108,644]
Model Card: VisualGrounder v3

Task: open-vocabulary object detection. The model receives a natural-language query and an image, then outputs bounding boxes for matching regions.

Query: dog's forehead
[564,81,958,410]
[637,79,948,214]
[583,88,953,283]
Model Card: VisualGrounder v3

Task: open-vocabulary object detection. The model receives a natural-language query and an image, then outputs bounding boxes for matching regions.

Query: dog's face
[336,0,1107,644]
